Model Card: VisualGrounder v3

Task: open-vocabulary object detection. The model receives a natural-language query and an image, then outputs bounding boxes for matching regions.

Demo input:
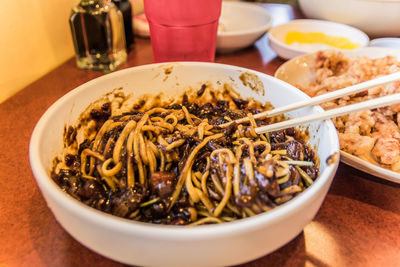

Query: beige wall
[0,0,79,103]
[1,0,237,103]
[0,0,145,103]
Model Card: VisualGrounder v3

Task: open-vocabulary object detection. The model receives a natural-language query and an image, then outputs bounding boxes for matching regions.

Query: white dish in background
[217,2,272,53]
[369,38,400,49]
[299,0,400,37]
[275,47,400,184]
[133,13,150,37]
[268,19,369,60]
[29,62,339,267]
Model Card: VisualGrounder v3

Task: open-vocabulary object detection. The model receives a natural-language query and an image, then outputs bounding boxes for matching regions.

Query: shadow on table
[329,163,400,215]
[27,186,127,267]
[239,231,329,267]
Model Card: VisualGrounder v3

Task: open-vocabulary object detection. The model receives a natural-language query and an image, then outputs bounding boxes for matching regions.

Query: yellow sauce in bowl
[285,31,360,50]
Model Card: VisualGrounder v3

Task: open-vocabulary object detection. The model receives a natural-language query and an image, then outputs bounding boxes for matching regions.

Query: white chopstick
[255,93,400,134]
[220,71,400,128]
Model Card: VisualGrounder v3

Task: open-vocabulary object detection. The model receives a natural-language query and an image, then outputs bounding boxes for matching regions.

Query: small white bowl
[217,2,272,53]
[268,19,369,60]
[299,0,400,37]
[29,62,339,267]
[369,38,400,49]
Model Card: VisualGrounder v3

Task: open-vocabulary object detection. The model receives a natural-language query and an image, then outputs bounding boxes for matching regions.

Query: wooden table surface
[1,4,399,267]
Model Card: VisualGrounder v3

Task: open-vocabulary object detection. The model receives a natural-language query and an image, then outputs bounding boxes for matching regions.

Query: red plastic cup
[144,0,222,62]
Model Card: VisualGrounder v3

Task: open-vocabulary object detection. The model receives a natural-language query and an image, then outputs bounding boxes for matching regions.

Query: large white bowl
[29,62,339,267]
[217,2,272,53]
[299,0,400,37]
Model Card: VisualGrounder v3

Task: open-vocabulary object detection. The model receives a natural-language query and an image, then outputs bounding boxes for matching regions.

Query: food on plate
[51,85,319,225]
[285,31,360,50]
[297,50,400,171]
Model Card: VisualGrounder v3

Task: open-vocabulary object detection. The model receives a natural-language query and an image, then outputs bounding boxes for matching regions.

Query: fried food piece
[339,133,375,156]
[372,137,400,165]
[345,110,375,135]
[373,113,400,140]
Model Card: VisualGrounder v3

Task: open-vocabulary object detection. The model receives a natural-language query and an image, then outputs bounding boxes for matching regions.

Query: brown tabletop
[1,4,399,267]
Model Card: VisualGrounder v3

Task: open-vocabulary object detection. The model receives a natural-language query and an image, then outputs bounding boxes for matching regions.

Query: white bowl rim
[29,61,339,240]
[218,2,272,37]
[369,38,400,47]
[269,19,370,54]
[343,0,400,3]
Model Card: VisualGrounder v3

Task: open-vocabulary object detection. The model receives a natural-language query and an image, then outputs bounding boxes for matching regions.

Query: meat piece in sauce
[271,140,305,160]
[150,172,176,198]
[90,102,111,123]
[269,130,286,143]
[112,185,148,217]
[285,140,304,160]
[78,179,105,200]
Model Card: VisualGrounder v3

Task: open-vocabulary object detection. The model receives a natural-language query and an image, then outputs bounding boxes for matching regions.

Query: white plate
[275,47,400,183]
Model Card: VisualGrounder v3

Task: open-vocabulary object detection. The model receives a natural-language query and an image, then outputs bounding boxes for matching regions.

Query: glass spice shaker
[69,0,127,72]
[112,0,135,52]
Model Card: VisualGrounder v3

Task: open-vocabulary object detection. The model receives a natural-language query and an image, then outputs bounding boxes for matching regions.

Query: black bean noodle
[52,85,319,225]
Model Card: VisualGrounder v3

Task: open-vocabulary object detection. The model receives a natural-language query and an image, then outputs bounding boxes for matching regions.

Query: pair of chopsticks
[220,72,400,134]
